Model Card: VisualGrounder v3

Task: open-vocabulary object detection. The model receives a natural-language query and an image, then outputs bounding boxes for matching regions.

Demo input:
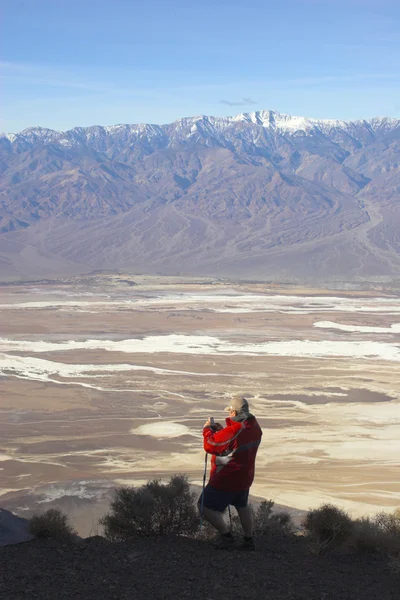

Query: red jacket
[203,415,262,492]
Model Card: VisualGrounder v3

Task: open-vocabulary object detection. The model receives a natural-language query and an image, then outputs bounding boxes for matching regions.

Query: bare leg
[202,507,230,535]
[236,505,253,537]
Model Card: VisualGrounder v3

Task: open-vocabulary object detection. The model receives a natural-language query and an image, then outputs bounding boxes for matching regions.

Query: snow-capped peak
[0,133,17,142]
[1,110,399,150]
[232,109,348,133]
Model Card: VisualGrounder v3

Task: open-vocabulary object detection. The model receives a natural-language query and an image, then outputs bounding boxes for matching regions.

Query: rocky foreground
[0,532,398,600]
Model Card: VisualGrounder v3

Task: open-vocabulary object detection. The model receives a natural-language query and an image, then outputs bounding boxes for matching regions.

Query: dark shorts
[199,484,249,513]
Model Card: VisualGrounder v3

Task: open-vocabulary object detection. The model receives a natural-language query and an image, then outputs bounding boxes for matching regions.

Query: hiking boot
[236,537,256,551]
[212,534,236,550]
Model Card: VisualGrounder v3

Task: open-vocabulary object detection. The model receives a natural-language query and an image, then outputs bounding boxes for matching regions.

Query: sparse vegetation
[302,504,400,558]
[374,509,400,537]
[302,504,353,554]
[351,511,400,556]
[100,474,199,541]
[230,499,294,537]
[99,474,399,561]
[20,478,400,575]
[253,499,274,534]
[28,508,77,540]
[268,510,295,535]
[253,500,295,536]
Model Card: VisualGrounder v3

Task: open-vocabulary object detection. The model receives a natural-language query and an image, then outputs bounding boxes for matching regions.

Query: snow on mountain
[0,103,399,281]
[1,110,399,150]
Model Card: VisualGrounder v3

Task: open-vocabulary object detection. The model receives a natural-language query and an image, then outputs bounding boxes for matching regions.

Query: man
[199,394,262,550]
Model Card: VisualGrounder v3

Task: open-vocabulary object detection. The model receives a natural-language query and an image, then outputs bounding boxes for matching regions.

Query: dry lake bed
[1,275,399,534]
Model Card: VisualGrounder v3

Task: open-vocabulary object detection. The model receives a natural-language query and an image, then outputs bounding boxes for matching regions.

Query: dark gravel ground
[0,533,398,600]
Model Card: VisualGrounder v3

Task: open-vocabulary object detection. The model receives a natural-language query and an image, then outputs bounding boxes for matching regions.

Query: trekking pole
[199,417,213,529]
[200,452,208,529]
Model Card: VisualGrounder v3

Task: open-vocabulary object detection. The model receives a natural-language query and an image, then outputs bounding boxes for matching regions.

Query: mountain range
[0,109,399,282]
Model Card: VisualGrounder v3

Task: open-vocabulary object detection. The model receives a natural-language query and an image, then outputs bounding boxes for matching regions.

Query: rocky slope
[0,533,399,600]
[0,509,33,547]
[0,110,399,281]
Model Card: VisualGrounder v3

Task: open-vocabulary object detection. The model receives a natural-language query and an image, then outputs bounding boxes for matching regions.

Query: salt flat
[0,276,399,531]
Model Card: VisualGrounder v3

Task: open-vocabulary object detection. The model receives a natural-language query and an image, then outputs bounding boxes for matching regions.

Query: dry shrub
[253,499,274,534]
[29,508,77,540]
[100,475,199,541]
[374,510,400,537]
[230,500,294,537]
[268,510,295,535]
[351,510,400,556]
[254,501,295,535]
[302,504,353,555]
[196,520,216,541]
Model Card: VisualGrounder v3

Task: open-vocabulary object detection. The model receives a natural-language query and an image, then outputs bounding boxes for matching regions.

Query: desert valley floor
[0,275,399,535]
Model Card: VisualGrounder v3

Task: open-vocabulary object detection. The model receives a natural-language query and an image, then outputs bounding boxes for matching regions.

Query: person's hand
[204,419,223,430]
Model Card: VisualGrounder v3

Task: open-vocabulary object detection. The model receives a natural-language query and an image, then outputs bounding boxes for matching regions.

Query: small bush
[230,500,293,537]
[253,499,274,534]
[29,508,76,540]
[268,511,295,535]
[229,500,273,536]
[302,504,353,554]
[100,474,199,541]
[351,509,400,557]
[351,517,400,556]
[196,520,217,541]
[374,510,400,537]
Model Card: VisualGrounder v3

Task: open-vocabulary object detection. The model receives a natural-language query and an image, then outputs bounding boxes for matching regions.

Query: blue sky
[2,0,399,132]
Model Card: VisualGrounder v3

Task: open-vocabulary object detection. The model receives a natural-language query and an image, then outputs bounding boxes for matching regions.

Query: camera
[209,417,220,432]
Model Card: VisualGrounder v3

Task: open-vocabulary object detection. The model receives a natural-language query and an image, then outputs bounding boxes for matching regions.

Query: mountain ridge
[0,108,399,281]
[2,109,400,142]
